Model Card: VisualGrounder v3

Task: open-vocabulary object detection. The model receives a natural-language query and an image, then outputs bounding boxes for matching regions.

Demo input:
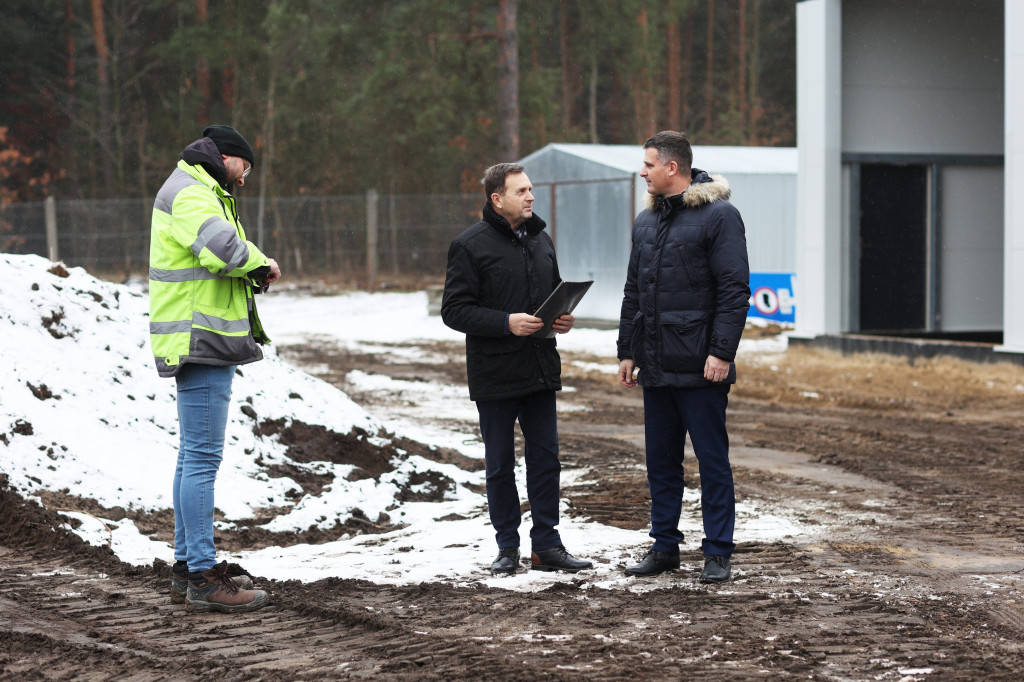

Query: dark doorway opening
[858,164,928,332]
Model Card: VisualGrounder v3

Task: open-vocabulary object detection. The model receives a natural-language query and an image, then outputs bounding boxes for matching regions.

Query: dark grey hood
[180,137,229,188]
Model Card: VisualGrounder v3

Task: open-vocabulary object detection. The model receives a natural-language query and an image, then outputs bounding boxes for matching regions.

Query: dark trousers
[642,384,735,557]
[476,390,562,551]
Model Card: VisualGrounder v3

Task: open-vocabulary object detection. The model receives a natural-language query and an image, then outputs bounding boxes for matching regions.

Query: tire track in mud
[280,342,1024,677]
[0,547,536,681]
[727,398,1024,546]
[4,513,1024,679]
[556,403,1024,678]
[7,342,1023,679]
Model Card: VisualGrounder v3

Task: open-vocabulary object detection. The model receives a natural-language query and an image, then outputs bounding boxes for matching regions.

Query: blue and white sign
[748,273,796,323]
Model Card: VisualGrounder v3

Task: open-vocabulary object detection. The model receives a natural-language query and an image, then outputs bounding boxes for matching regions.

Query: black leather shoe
[700,554,731,583]
[490,547,520,575]
[624,549,680,577]
[530,546,593,572]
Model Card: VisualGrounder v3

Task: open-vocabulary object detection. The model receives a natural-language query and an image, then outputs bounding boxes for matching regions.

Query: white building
[795,0,1021,358]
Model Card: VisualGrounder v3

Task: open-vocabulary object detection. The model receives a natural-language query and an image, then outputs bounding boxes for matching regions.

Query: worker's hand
[618,359,637,388]
[551,314,575,334]
[265,258,282,285]
[704,354,730,382]
[509,313,544,336]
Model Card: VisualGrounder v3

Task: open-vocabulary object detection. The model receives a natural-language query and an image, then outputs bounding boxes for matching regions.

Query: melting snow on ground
[2,253,818,591]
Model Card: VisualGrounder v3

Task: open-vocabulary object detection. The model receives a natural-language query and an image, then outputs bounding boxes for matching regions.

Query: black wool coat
[617,169,751,388]
[441,203,563,402]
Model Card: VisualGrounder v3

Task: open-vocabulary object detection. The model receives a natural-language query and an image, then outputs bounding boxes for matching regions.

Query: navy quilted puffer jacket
[617,169,750,388]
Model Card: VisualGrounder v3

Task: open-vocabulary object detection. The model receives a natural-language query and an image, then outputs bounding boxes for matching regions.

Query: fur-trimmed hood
[644,168,731,212]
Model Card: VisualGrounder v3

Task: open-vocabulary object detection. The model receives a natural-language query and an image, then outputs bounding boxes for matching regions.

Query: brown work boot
[185,561,269,613]
[171,561,254,604]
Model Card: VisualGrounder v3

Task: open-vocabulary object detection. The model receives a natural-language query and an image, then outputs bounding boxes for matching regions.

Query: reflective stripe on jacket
[149,155,269,377]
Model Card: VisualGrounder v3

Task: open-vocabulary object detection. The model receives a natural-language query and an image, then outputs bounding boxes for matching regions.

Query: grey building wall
[939,165,1004,332]
[841,0,1005,333]
[842,0,1004,156]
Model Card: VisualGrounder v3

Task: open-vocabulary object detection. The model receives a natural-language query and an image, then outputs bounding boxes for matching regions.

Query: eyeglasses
[242,160,252,178]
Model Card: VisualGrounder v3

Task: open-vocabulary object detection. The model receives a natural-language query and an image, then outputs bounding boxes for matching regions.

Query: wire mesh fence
[0,192,484,283]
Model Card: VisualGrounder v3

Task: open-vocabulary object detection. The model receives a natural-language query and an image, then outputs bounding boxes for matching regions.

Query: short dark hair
[483,163,525,204]
[643,131,692,171]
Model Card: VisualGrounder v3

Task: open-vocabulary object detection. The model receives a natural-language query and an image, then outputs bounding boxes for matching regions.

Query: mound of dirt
[0,474,133,576]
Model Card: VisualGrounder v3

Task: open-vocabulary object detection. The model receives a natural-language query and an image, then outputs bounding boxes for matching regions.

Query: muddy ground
[3,325,1024,680]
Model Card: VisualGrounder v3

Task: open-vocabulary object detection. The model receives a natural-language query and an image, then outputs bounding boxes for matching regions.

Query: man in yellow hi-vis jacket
[149,125,279,614]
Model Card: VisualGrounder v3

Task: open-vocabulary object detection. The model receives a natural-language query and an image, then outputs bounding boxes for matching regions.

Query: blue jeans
[173,363,236,573]
[476,391,562,551]
[642,384,735,557]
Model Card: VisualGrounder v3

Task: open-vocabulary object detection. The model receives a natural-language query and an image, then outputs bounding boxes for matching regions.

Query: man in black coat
[617,131,750,583]
[442,162,593,576]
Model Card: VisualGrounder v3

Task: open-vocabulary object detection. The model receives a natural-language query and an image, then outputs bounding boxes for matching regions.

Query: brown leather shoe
[171,561,253,604]
[185,561,269,613]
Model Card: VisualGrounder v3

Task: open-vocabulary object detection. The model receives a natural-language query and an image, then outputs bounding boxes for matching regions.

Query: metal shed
[519,143,798,322]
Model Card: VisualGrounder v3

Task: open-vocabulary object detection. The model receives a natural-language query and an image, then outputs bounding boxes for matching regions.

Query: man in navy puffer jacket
[617,131,750,583]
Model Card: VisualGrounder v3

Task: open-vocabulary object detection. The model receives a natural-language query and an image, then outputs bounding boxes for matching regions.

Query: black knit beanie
[202,125,255,167]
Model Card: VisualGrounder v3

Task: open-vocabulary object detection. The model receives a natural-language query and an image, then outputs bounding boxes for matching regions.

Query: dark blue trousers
[476,390,562,551]
[642,384,735,557]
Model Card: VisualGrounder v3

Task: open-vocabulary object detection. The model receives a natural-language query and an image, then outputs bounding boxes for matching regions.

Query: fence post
[44,196,59,262]
[389,188,398,275]
[366,188,379,285]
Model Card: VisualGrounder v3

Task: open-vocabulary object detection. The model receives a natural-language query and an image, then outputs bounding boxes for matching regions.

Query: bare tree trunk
[704,0,715,138]
[748,0,761,143]
[196,0,211,124]
[224,0,237,119]
[608,66,622,141]
[257,64,276,249]
[560,2,573,133]
[90,0,115,196]
[683,4,693,128]
[738,0,748,137]
[136,116,148,199]
[63,0,78,196]
[529,42,547,146]
[496,0,519,161]
[635,8,656,139]
[588,61,598,143]
[667,19,681,130]
[65,0,75,95]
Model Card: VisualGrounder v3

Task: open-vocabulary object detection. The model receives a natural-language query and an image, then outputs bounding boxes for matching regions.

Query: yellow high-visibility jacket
[149,148,270,378]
